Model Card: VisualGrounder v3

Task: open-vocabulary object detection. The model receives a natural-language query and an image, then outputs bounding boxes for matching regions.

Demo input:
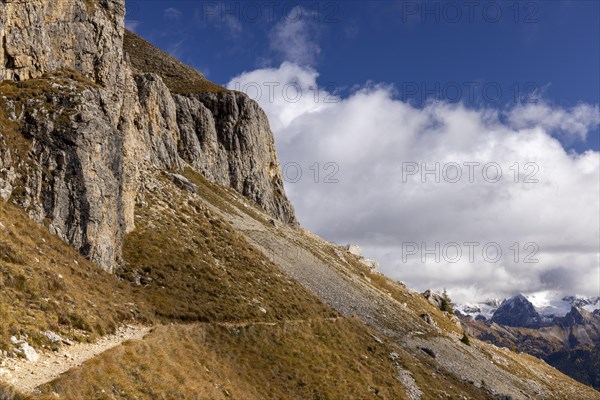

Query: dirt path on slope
[0,318,346,393]
[0,325,151,393]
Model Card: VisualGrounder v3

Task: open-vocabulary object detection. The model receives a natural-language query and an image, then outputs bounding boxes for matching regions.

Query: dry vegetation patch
[124,31,227,94]
[0,202,154,352]
[120,174,335,323]
[39,319,409,400]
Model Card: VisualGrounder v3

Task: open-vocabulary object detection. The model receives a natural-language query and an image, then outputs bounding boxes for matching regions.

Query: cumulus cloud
[507,102,600,141]
[269,7,321,66]
[227,62,335,133]
[228,63,600,303]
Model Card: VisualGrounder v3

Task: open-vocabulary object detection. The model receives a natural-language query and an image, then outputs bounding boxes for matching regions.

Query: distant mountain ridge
[490,294,544,328]
[455,294,600,323]
[455,293,600,390]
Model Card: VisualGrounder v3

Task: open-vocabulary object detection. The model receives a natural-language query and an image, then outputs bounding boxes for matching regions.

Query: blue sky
[126,0,599,151]
[126,1,600,302]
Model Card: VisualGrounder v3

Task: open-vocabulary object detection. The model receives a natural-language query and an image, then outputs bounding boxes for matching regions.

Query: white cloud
[507,102,600,141]
[164,7,182,20]
[269,7,321,66]
[228,63,600,303]
[227,62,335,133]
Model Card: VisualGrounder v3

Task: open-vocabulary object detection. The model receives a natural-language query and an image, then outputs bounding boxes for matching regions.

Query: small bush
[441,289,454,315]
[460,332,471,346]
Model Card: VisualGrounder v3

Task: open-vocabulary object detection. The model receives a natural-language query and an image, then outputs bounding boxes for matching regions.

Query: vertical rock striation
[175,92,296,225]
[0,0,126,86]
[0,0,296,271]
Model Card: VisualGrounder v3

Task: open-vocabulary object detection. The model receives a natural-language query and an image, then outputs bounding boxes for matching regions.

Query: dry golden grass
[83,0,95,15]
[39,318,410,400]
[0,382,30,400]
[124,31,227,94]
[0,201,157,351]
[119,174,335,323]
[0,170,337,351]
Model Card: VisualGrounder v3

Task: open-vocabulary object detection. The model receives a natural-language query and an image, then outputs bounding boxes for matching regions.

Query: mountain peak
[491,294,543,328]
[557,306,595,327]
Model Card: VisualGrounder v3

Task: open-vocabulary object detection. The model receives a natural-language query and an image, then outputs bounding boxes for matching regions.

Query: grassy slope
[38,319,409,400]
[0,171,497,400]
[0,172,335,345]
[0,175,404,399]
[0,201,152,351]
[3,169,598,399]
[123,30,227,94]
[0,382,28,400]
[118,172,335,323]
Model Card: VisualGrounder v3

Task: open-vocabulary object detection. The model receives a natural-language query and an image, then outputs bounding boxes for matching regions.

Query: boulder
[166,173,198,193]
[20,342,39,362]
[43,331,63,344]
[360,258,379,270]
[11,337,40,362]
[345,244,362,257]
[422,290,444,309]
[420,312,438,328]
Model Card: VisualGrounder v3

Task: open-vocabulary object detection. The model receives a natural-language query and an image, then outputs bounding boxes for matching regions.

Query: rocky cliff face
[491,294,544,328]
[0,0,126,86]
[175,92,295,225]
[0,0,296,272]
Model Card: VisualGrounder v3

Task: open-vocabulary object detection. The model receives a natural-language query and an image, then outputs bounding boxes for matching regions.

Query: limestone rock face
[0,0,126,86]
[176,92,296,225]
[133,74,183,170]
[0,0,297,271]
[17,83,127,271]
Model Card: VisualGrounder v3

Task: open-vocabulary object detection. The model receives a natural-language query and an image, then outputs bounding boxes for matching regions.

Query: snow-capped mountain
[526,293,600,318]
[490,294,543,328]
[454,293,600,322]
[454,298,502,320]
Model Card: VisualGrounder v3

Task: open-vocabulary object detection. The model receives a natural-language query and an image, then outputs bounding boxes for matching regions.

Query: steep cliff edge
[0,0,295,271]
[123,30,295,226]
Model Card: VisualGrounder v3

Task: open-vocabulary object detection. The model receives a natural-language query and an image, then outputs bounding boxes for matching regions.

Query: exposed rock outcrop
[345,244,362,256]
[0,0,126,86]
[175,92,296,225]
[422,289,444,309]
[344,243,379,271]
[0,0,296,271]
